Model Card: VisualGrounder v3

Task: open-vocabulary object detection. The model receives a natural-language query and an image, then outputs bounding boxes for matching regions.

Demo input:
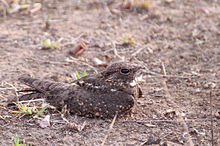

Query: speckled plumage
[12,62,143,119]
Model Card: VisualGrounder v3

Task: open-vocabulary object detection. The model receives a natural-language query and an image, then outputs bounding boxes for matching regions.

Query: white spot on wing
[111,89,117,92]
[71,83,78,86]
[95,112,100,116]
[130,80,136,87]
[79,80,84,85]
[94,86,100,88]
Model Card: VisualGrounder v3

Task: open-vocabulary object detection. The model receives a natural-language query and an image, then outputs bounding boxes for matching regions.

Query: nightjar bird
[10,62,144,119]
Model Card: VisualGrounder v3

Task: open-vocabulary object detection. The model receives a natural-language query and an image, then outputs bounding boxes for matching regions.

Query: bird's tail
[7,76,49,107]
[8,76,65,107]
[7,92,45,107]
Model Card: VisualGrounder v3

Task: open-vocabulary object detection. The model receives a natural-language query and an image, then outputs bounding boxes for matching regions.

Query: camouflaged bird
[11,62,143,119]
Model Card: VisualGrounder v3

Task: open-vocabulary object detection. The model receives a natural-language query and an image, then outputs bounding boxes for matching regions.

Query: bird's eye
[120,69,130,74]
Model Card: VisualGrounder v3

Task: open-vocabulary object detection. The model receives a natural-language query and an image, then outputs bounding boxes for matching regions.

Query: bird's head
[100,62,144,87]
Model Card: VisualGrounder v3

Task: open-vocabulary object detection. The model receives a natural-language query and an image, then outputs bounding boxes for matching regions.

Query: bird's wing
[66,77,135,118]
[6,77,73,111]
[18,76,67,93]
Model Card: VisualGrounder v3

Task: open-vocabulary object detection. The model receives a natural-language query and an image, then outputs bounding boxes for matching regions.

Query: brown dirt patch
[0,0,219,145]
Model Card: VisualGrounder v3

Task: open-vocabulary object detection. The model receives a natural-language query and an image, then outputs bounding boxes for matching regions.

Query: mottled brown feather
[9,62,143,119]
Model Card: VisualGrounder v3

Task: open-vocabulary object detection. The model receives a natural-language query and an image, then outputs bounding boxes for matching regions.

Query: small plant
[14,134,30,146]
[121,0,151,11]
[45,16,50,30]
[12,102,37,115]
[11,102,48,118]
[7,1,30,14]
[122,34,136,45]
[41,39,60,50]
[134,0,151,10]
[71,71,87,80]
[142,0,151,10]
[76,71,87,79]
[33,104,49,118]
[5,0,42,15]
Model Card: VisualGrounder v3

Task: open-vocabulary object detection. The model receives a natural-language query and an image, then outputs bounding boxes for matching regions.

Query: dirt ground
[0,0,219,145]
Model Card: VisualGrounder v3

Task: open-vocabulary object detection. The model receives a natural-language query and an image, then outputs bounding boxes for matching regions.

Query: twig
[101,113,118,146]
[16,19,65,26]
[29,57,70,65]
[3,82,19,97]
[161,62,167,76]
[101,0,113,16]
[133,59,196,79]
[18,99,45,103]
[1,0,9,17]
[0,115,7,122]
[66,57,98,73]
[50,120,66,124]
[112,42,125,61]
[0,95,7,100]
[103,48,115,53]
[59,105,72,124]
[122,118,211,123]
[210,91,214,146]
[0,87,16,90]
[1,0,9,8]
[160,62,194,146]
[0,123,9,128]
[62,33,84,46]
[0,55,12,59]
[130,47,145,60]
[142,70,196,79]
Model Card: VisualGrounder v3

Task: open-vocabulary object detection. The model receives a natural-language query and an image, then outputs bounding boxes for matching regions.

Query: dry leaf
[144,123,156,128]
[39,115,50,128]
[92,58,107,67]
[30,3,42,14]
[66,121,86,132]
[69,40,89,57]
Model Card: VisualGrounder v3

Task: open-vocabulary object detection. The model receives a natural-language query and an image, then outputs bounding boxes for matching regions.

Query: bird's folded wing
[19,76,66,93]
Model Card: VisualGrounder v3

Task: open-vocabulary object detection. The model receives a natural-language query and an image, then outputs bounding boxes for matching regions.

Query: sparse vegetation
[121,0,151,10]
[14,134,30,146]
[33,104,49,119]
[11,102,48,118]
[72,71,87,80]
[1,0,42,15]
[41,39,61,50]
[0,0,219,145]
[122,34,136,45]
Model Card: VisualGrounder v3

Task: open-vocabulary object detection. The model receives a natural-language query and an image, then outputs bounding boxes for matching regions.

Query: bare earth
[0,0,219,145]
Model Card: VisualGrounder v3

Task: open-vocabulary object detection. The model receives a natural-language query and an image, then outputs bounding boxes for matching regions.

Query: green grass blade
[81,71,87,77]
[33,104,49,118]
[14,134,19,146]
[75,71,80,79]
